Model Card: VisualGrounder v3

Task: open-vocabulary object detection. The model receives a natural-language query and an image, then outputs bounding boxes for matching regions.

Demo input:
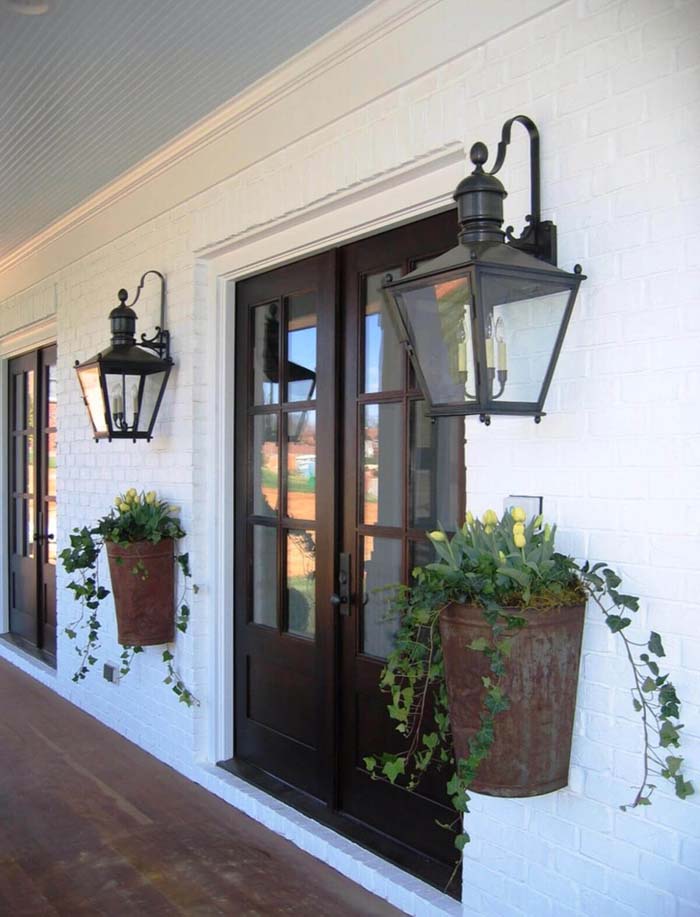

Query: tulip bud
[127,488,137,498]
[482,509,498,526]
[428,530,447,542]
[168,505,180,515]
[114,496,122,507]
[514,532,526,549]
[465,511,474,526]
[513,522,525,536]
[119,502,130,513]
[544,523,552,542]
[511,506,526,523]
[498,550,506,563]
[146,491,157,504]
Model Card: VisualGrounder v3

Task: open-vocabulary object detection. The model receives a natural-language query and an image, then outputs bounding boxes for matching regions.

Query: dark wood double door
[8,345,58,661]
[233,213,465,885]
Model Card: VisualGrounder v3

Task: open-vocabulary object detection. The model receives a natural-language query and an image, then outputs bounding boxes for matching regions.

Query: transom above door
[230,210,465,890]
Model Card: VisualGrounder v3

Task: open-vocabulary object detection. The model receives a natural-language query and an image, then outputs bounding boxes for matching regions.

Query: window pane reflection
[47,364,57,428]
[253,415,278,517]
[287,292,317,402]
[364,268,403,393]
[252,525,277,627]
[47,501,57,564]
[362,403,402,528]
[362,536,402,658]
[47,432,57,499]
[253,302,280,405]
[409,401,464,531]
[287,411,316,520]
[286,529,316,638]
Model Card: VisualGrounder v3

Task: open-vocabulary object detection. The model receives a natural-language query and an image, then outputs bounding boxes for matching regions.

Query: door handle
[33,533,54,542]
[331,552,351,616]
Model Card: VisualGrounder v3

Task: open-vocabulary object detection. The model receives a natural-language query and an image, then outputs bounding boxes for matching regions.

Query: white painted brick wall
[0,0,698,913]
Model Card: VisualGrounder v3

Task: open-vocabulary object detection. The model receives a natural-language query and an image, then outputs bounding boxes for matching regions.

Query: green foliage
[60,489,199,706]
[369,508,693,861]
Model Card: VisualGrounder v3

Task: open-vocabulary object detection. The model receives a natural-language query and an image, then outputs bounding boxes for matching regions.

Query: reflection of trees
[288,530,316,637]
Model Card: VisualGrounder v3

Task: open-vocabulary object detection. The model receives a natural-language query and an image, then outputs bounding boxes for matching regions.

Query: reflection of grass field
[261,468,315,493]
[288,573,315,636]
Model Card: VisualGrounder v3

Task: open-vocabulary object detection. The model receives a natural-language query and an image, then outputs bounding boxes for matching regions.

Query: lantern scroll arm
[488,115,556,265]
[124,270,171,362]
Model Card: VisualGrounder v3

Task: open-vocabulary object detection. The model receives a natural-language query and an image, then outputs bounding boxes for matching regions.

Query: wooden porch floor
[0,659,401,916]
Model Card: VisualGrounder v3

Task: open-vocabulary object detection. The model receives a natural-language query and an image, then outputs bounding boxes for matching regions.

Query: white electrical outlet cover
[504,495,542,520]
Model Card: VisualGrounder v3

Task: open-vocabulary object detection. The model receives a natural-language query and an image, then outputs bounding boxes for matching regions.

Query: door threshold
[0,633,56,669]
[218,757,460,900]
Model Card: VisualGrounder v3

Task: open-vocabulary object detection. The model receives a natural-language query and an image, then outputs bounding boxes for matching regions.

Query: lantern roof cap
[76,342,172,371]
[385,240,585,291]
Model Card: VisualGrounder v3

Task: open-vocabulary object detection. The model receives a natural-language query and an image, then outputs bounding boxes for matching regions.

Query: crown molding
[0,0,439,277]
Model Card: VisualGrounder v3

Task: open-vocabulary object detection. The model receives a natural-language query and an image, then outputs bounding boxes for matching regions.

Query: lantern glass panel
[77,365,108,434]
[480,273,572,404]
[137,371,167,434]
[396,274,477,408]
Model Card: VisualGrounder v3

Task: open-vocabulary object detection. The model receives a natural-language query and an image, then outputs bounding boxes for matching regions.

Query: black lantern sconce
[383,115,586,424]
[75,270,173,442]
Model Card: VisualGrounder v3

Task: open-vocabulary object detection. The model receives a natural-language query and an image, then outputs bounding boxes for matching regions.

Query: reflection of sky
[365,314,381,392]
[288,327,317,401]
[288,327,316,373]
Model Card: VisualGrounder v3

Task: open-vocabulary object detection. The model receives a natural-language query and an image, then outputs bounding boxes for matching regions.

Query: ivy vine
[365,510,693,861]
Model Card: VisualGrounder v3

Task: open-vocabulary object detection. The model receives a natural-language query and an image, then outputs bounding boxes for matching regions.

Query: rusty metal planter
[439,602,585,797]
[106,539,175,646]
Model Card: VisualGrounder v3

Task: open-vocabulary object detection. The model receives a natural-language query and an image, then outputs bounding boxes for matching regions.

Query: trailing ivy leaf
[662,756,683,778]
[454,833,469,852]
[648,632,665,657]
[674,776,695,800]
[381,758,405,784]
[632,698,642,712]
[659,721,680,747]
[606,615,631,633]
[641,676,656,693]
[162,649,174,662]
[469,637,489,652]
[364,756,376,772]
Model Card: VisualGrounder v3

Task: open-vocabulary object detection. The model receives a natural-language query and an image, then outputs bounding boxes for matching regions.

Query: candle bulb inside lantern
[498,339,507,371]
[112,388,123,415]
[131,384,139,416]
[485,336,495,368]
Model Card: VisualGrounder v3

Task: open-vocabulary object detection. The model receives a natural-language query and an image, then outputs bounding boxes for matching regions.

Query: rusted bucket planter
[106,539,175,646]
[439,602,585,797]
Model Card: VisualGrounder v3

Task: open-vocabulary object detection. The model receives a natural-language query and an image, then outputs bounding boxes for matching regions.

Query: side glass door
[234,251,337,801]
[339,213,465,876]
[8,345,57,660]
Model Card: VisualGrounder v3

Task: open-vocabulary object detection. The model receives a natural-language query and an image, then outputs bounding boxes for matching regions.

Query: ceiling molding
[0,0,438,277]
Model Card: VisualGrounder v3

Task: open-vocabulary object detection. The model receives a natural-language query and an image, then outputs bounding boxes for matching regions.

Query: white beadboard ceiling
[0,0,374,261]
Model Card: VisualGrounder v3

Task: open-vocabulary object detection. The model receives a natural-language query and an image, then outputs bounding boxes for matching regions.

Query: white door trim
[201,145,464,762]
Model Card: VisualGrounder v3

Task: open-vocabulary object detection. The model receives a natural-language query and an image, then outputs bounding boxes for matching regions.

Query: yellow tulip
[498,550,506,563]
[168,505,180,515]
[127,487,137,498]
[429,530,447,542]
[114,496,122,507]
[465,511,474,526]
[482,509,498,526]
[511,506,526,523]
[513,522,525,536]
[119,502,130,513]
[514,532,526,549]
[484,525,494,535]
[146,490,157,504]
